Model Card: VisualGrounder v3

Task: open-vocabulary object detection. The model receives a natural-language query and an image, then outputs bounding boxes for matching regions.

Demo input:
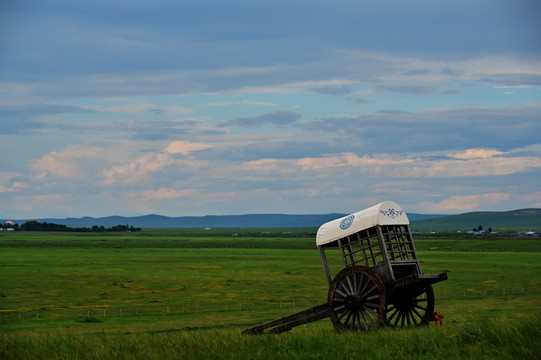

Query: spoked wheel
[328,265,386,332]
[386,284,435,327]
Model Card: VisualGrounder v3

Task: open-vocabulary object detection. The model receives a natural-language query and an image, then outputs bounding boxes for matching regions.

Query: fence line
[0,286,538,325]
[0,297,324,325]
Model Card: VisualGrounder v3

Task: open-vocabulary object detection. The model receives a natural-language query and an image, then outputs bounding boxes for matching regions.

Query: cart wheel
[385,285,435,327]
[328,265,386,332]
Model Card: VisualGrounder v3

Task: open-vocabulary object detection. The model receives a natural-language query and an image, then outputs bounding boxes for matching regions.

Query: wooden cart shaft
[242,303,330,334]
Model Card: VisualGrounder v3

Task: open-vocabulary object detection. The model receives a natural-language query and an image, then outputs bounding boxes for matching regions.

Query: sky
[1,0,540,219]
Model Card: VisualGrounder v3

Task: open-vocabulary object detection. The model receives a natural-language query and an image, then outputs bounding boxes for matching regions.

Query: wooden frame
[318,224,422,286]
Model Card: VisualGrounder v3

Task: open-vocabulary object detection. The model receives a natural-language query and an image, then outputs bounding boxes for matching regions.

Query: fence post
[167,306,170,314]
[87,310,90,319]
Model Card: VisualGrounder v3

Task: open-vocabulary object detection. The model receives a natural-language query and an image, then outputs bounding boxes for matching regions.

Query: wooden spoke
[346,274,355,295]
[359,311,369,330]
[334,288,348,298]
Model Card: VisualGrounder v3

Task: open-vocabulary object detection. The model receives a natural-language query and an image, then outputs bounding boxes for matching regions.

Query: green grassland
[1,229,540,359]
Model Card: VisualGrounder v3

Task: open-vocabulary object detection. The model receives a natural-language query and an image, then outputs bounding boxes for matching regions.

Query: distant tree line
[472,225,493,232]
[16,221,141,232]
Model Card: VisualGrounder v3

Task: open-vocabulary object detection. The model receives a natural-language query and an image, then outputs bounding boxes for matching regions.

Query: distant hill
[410,208,541,232]
[5,212,441,229]
[4,209,539,230]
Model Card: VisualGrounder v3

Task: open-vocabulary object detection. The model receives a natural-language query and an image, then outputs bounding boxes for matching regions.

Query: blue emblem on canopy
[340,215,355,230]
[380,208,404,219]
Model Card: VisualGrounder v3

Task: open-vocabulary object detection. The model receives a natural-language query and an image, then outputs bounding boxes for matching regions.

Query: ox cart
[243,201,447,334]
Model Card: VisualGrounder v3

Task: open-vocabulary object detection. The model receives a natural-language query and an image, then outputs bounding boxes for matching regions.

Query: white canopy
[316,201,409,246]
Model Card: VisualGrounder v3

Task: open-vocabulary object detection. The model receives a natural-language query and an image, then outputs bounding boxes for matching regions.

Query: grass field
[1,229,540,359]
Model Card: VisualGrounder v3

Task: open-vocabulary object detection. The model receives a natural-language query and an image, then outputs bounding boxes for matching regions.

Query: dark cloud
[355,98,375,104]
[132,127,191,141]
[374,84,437,96]
[0,104,93,117]
[222,111,301,128]
[195,138,337,162]
[401,69,429,76]
[478,73,541,87]
[299,104,541,153]
[2,0,538,95]
[439,90,462,95]
[312,85,352,96]
[0,118,45,135]
[0,104,94,135]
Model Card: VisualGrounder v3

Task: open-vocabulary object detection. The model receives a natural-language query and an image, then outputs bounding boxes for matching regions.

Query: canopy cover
[316,201,409,246]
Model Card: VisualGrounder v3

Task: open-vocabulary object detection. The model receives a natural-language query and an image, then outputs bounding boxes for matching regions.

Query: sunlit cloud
[416,193,513,213]
[0,172,23,193]
[234,151,540,180]
[167,141,212,155]
[447,148,504,160]
[101,153,176,185]
[137,187,198,200]
[29,147,98,179]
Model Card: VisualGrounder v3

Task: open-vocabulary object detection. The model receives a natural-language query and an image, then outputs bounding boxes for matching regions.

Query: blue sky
[1,0,540,218]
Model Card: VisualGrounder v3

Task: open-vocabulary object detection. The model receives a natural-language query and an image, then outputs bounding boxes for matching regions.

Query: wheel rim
[328,266,386,332]
[386,285,435,327]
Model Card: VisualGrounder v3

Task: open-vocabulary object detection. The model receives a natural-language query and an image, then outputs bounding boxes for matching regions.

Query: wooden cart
[243,201,447,334]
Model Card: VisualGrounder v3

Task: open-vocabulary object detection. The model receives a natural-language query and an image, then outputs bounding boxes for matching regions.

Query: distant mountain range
[410,208,541,232]
[4,212,441,229]
[3,208,539,231]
